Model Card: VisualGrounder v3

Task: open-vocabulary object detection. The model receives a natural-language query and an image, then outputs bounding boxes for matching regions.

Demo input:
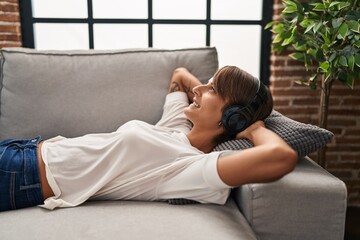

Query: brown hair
[213,66,273,143]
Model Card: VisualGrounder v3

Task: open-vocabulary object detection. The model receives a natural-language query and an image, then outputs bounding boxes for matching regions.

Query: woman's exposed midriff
[37,141,55,200]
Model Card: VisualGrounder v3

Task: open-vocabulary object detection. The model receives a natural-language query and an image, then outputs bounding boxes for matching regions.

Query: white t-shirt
[41,92,231,210]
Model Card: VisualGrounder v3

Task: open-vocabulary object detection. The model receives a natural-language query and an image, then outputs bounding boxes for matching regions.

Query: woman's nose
[193,85,202,96]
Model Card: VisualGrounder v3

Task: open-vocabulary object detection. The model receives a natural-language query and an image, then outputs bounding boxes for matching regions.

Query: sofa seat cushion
[0,198,256,240]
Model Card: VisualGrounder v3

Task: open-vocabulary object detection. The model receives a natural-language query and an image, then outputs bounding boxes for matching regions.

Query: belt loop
[30,136,42,146]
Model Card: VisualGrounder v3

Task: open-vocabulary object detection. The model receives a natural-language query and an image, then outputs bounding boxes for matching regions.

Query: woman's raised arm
[217,121,298,187]
[168,68,202,102]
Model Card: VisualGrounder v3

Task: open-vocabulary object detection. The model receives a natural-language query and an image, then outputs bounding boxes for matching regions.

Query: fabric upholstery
[234,157,347,240]
[0,47,218,140]
[214,110,334,158]
[0,198,257,240]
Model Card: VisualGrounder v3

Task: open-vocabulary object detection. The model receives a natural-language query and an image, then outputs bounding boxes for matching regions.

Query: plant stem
[352,0,358,10]
[317,75,333,168]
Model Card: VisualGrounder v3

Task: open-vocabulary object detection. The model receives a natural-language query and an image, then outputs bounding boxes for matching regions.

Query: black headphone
[221,78,267,136]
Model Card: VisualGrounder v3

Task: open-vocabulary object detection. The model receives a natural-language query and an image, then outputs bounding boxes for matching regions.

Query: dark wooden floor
[345,207,360,240]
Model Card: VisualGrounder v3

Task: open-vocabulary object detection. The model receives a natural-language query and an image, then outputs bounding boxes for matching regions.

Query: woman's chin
[184,106,194,118]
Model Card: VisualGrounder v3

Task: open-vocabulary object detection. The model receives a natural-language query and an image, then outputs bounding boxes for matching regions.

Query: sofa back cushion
[0,47,218,140]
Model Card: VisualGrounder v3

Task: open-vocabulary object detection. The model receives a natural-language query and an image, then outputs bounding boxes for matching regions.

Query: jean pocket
[0,144,24,173]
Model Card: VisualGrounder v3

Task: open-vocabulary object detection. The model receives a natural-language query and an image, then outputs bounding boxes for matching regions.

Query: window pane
[94,24,148,49]
[211,25,261,78]
[92,0,147,19]
[32,0,87,18]
[34,23,89,50]
[153,0,206,19]
[153,24,206,49]
[211,0,263,20]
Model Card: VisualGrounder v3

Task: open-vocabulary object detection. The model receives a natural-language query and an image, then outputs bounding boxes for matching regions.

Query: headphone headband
[256,77,261,92]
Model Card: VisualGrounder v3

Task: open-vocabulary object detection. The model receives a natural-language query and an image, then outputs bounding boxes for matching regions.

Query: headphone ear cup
[221,105,250,134]
[221,81,266,136]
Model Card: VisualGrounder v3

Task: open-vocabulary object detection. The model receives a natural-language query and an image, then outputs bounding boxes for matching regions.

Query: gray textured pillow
[213,110,334,158]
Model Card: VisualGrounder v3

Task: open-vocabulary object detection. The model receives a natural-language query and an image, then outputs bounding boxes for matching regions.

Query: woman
[0,66,297,212]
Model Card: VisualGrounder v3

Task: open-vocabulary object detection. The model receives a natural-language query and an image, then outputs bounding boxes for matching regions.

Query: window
[19,0,273,84]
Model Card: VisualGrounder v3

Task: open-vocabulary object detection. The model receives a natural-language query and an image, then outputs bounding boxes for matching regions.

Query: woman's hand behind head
[235,120,265,140]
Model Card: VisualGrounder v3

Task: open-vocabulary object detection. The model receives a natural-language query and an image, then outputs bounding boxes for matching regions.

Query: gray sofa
[0,47,347,240]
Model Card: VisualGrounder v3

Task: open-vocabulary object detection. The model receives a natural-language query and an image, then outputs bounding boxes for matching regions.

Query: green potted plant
[266,0,360,168]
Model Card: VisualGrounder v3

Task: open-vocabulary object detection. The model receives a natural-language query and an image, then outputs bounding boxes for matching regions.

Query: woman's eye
[209,86,216,93]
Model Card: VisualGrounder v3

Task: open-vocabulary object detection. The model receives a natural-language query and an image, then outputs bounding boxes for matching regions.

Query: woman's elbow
[278,146,298,174]
[173,67,189,77]
[269,144,297,177]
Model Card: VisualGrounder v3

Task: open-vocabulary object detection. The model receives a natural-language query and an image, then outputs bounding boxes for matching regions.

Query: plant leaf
[329,1,341,9]
[265,21,274,30]
[329,10,340,17]
[314,21,323,33]
[295,80,310,86]
[272,23,284,34]
[329,52,337,62]
[283,6,298,14]
[338,70,347,82]
[320,32,331,44]
[293,42,307,51]
[355,54,360,67]
[320,61,330,71]
[306,74,317,89]
[339,55,348,66]
[311,3,325,11]
[300,19,311,28]
[283,0,298,8]
[310,74,317,82]
[289,52,305,61]
[348,55,355,71]
[348,20,360,33]
[345,74,355,89]
[282,35,295,46]
[272,34,283,43]
[337,2,351,10]
[332,18,343,29]
[309,81,317,90]
[305,23,316,34]
[338,23,349,40]
[309,11,320,20]
[354,40,360,48]
[307,48,317,58]
[273,44,285,53]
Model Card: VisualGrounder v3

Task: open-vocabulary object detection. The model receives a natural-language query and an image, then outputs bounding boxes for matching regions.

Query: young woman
[0,66,297,212]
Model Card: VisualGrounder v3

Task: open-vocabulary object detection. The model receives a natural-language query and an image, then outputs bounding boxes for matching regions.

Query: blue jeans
[0,137,44,211]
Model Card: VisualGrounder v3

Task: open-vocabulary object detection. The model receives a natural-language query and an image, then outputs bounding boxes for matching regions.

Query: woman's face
[184,78,227,130]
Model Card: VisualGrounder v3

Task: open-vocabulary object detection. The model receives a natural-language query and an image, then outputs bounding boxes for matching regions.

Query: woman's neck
[186,128,220,153]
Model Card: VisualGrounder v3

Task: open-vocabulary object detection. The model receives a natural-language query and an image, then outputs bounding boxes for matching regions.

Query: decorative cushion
[213,110,334,158]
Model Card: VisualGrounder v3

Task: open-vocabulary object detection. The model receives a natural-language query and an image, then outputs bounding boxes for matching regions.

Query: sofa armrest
[233,156,347,240]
